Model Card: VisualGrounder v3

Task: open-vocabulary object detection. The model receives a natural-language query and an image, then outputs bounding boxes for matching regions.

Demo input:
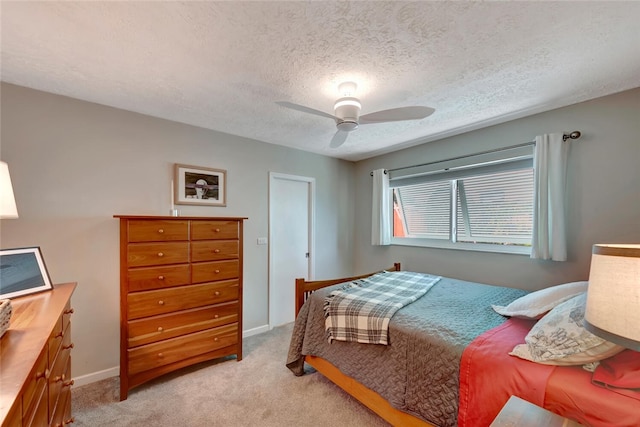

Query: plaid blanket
[324,271,441,345]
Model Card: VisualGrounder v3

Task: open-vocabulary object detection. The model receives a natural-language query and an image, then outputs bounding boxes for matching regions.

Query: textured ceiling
[1,2,639,161]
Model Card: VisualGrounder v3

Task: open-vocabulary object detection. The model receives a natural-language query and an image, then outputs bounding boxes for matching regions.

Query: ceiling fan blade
[329,130,349,148]
[276,101,337,120]
[359,106,435,124]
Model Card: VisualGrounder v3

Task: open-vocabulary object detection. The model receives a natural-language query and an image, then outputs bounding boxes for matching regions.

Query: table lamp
[0,161,18,219]
[584,244,640,351]
[1,160,18,337]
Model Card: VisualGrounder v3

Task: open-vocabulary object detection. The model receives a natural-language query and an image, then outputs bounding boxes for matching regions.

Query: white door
[269,172,315,328]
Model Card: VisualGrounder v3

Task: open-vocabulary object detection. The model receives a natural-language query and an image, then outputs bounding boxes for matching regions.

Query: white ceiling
[2,2,639,161]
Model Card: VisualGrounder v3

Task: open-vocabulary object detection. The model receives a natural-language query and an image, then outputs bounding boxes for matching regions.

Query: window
[391,146,534,254]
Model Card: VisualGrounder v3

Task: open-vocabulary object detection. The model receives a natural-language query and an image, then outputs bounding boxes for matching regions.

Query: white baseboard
[73,326,271,387]
[73,366,119,388]
[243,324,270,337]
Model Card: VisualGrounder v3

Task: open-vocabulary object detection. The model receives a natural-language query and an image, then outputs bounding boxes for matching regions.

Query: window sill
[390,238,532,256]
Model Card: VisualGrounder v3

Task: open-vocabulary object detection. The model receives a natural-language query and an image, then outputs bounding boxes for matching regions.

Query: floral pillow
[492,280,588,319]
[510,292,625,365]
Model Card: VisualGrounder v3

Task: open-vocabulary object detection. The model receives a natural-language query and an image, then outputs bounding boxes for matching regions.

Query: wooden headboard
[294,262,402,317]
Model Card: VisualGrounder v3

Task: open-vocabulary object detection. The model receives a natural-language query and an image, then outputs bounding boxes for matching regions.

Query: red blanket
[458,318,640,427]
[545,358,640,426]
[458,318,551,426]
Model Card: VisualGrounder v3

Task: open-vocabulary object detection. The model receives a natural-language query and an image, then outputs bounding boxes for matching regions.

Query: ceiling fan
[276,82,435,148]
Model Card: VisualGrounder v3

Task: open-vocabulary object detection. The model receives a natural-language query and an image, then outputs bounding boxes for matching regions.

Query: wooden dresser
[114,215,246,400]
[0,282,76,427]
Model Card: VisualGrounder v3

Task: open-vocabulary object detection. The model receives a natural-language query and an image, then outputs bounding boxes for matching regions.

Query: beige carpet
[72,323,390,426]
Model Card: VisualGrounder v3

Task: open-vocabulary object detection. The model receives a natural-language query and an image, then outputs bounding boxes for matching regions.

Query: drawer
[49,317,72,364]
[128,264,191,292]
[128,323,238,375]
[191,240,239,262]
[49,327,73,419]
[191,220,238,240]
[22,347,48,421]
[50,355,73,427]
[127,242,189,267]
[62,302,74,335]
[192,260,239,284]
[127,280,239,320]
[49,314,64,363]
[55,388,74,427]
[128,301,239,348]
[128,219,189,242]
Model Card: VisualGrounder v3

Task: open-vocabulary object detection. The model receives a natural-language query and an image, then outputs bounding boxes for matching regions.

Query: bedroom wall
[353,88,640,290]
[0,83,356,383]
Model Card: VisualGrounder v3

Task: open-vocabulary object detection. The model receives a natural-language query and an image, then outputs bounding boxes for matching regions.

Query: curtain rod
[370,131,581,176]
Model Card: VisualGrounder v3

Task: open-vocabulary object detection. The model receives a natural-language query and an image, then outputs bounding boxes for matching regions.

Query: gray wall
[0,83,356,381]
[354,88,640,290]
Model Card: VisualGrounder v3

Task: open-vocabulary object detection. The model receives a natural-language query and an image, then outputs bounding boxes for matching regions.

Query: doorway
[268,172,315,328]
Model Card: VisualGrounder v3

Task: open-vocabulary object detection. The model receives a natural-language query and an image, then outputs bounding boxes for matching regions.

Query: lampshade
[584,244,640,351]
[0,161,18,219]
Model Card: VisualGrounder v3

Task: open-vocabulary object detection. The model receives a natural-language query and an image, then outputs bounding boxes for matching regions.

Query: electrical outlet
[257,237,268,245]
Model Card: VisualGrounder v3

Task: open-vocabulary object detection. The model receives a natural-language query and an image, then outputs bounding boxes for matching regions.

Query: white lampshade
[584,244,640,351]
[0,161,18,219]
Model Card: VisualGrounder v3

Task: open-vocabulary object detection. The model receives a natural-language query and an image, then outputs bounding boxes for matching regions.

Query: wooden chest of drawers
[0,282,76,427]
[115,215,246,400]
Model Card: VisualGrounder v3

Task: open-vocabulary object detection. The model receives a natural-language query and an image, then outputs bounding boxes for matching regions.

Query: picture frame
[0,247,54,299]
[174,163,227,207]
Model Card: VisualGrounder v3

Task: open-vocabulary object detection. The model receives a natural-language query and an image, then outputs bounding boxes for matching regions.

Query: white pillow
[492,280,588,319]
[509,293,624,366]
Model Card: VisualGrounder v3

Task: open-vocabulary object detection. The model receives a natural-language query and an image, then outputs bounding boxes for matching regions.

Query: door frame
[268,172,316,328]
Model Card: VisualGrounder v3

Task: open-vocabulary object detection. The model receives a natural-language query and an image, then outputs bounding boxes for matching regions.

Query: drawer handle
[214,337,219,342]
[215,269,220,274]
[158,252,164,257]
[214,291,221,296]
[63,379,75,388]
[63,417,75,425]
[157,327,164,332]
[215,228,221,233]
[54,331,64,338]
[63,343,75,350]
[36,368,50,380]
[214,249,220,253]
[158,275,165,280]
[158,353,164,358]
[64,308,75,315]
[158,229,164,234]
[158,300,165,305]
[53,373,65,383]
[214,314,219,319]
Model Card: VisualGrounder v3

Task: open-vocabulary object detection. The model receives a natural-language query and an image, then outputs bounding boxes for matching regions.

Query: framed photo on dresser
[0,246,53,299]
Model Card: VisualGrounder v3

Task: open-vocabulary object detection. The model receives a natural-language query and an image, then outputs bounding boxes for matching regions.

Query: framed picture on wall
[0,247,54,299]
[174,163,227,207]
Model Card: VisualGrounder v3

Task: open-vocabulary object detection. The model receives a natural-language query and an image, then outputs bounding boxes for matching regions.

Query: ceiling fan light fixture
[336,121,359,132]
[334,96,361,123]
[277,83,435,148]
[334,97,361,110]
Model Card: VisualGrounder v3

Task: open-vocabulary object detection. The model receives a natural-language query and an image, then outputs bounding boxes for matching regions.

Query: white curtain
[371,169,391,246]
[531,133,571,261]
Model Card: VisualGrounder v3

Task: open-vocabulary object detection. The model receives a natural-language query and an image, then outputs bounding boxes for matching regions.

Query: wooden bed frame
[294,263,434,427]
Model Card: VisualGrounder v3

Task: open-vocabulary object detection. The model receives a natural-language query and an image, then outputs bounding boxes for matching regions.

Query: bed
[286,263,640,427]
